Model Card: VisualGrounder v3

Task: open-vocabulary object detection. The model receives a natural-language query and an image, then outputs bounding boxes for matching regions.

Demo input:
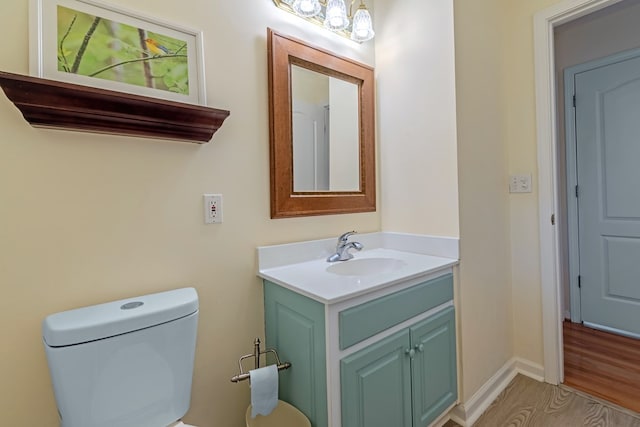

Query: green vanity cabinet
[263,271,457,427]
[340,307,457,427]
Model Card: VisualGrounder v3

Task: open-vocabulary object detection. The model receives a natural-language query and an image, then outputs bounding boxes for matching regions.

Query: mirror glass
[268,29,375,218]
[291,65,360,192]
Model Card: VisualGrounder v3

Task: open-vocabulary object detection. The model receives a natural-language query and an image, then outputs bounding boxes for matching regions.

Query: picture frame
[29,0,206,105]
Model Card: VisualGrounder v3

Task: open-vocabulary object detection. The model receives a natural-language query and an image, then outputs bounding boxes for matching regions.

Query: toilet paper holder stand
[230,337,291,383]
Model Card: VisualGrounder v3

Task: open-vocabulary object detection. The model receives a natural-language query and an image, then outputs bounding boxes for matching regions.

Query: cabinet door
[410,307,457,427]
[340,330,413,427]
[264,281,327,427]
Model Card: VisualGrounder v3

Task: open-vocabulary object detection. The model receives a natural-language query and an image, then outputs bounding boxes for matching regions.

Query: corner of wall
[449,357,544,426]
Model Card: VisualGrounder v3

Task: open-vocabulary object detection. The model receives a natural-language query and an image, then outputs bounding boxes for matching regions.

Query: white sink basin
[258,243,459,304]
[326,257,407,276]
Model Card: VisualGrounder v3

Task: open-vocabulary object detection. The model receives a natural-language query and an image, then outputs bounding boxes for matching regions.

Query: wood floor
[563,320,640,413]
[444,374,640,427]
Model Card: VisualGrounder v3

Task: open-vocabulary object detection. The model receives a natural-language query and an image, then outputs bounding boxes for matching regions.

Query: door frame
[564,48,640,325]
[533,0,624,385]
[564,60,582,324]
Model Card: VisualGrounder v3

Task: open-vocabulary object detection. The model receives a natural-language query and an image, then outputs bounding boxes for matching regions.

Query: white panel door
[292,101,329,192]
[574,52,640,337]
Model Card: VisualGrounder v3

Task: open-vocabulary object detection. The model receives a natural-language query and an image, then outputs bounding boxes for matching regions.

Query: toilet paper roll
[250,364,279,418]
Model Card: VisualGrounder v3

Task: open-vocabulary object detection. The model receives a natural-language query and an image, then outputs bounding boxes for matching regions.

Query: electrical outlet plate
[203,194,223,224]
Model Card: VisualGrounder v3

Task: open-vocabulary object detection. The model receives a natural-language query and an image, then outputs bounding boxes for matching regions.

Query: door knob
[415,344,424,353]
[405,348,416,358]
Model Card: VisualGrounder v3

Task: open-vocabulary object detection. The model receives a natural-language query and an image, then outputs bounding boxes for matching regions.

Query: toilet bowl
[245,400,311,427]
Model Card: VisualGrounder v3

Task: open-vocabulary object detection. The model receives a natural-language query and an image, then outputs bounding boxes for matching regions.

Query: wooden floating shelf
[0,71,230,144]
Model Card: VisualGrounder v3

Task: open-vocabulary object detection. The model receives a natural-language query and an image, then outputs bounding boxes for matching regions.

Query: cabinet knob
[415,344,424,353]
[405,348,416,358]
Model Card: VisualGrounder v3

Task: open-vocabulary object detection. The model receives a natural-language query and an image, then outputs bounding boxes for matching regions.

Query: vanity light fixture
[350,1,375,42]
[324,0,350,31]
[272,0,375,42]
[292,0,322,17]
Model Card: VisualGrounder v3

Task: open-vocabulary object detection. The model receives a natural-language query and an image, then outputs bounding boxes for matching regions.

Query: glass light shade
[350,6,375,42]
[292,0,321,18]
[324,0,349,31]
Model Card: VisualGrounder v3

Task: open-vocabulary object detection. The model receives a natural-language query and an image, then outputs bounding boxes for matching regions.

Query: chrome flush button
[120,301,144,310]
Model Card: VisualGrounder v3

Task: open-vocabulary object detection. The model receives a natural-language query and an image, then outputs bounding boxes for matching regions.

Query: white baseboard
[447,357,545,426]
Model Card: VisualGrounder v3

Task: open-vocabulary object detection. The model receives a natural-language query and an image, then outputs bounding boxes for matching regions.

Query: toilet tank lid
[42,287,199,347]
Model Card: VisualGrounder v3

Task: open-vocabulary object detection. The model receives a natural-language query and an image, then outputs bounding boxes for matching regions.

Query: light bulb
[292,0,321,18]
[324,0,349,31]
[350,5,375,42]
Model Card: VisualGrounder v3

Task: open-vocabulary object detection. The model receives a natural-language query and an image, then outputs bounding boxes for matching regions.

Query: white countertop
[257,232,459,304]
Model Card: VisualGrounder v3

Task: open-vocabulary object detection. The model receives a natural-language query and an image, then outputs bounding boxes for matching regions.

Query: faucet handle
[338,230,357,243]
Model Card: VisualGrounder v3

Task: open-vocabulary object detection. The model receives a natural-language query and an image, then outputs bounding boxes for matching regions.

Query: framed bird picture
[29,0,206,105]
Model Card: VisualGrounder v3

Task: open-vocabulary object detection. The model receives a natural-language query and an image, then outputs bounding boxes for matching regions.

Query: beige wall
[0,1,380,425]
[453,0,515,401]
[452,0,581,398]
[500,0,560,371]
[376,0,460,237]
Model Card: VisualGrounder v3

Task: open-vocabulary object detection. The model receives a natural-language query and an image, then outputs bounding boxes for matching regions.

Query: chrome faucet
[327,231,363,262]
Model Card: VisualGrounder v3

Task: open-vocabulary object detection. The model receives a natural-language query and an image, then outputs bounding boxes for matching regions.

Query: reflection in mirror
[268,28,375,218]
[291,65,360,192]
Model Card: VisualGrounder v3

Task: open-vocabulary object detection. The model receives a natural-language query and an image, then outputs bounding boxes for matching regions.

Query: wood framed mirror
[267,28,376,218]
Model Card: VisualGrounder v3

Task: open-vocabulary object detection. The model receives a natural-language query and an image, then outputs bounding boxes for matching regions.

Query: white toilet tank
[42,288,199,427]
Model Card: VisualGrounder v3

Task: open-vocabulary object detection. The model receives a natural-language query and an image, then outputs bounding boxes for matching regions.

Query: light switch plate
[509,174,532,193]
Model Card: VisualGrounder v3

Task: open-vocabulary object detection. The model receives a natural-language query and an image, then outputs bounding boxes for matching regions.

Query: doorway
[560,38,640,413]
[534,0,640,386]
